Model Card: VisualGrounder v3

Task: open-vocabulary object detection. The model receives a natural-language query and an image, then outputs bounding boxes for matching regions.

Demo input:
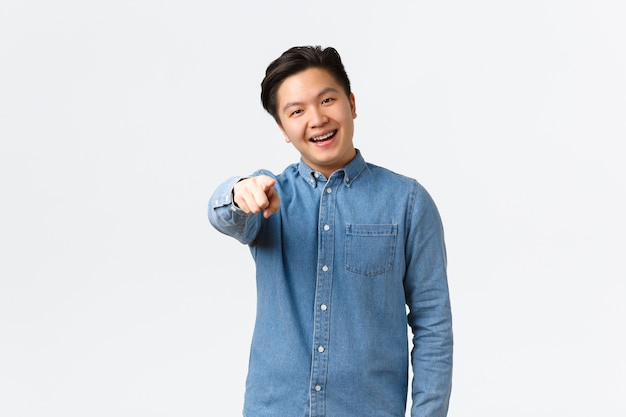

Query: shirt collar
[298,149,366,188]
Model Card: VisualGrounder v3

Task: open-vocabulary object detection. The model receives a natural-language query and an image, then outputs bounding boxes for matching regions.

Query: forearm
[409,299,453,417]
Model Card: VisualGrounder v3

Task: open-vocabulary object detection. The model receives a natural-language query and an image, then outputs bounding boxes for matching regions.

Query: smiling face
[276,67,357,178]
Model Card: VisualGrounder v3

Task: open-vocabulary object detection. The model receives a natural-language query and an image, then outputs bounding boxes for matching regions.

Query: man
[209,45,452,417]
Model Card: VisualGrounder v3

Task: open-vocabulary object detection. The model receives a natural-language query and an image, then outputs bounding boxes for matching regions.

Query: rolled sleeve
[208,176,262,245]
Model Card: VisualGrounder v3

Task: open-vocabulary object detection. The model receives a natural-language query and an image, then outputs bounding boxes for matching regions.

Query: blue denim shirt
[209,151,452,417]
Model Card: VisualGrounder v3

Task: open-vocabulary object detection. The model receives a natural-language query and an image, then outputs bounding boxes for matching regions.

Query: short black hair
[260,45,352,124]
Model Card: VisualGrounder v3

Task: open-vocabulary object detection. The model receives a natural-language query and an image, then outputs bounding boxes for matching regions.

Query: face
[276,67,357,178]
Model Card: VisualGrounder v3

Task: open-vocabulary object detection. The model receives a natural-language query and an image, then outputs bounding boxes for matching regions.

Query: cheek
[281,127,297,143]
[284,123,305,140]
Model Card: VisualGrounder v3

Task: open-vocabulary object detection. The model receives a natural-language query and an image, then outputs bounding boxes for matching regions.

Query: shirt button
[318,346,325,353]
[323,224,330,231]
[320,304,327,311]
[315,385,321,392]
[322,265,328,272]
[326,187,332,193]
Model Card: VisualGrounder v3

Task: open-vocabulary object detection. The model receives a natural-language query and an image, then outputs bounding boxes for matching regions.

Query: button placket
[309,177,339,416]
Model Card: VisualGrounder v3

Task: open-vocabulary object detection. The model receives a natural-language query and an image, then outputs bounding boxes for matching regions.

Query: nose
[309,107,328,128]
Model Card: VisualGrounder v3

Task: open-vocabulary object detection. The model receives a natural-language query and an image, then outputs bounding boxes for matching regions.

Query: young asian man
[208,45,453,417]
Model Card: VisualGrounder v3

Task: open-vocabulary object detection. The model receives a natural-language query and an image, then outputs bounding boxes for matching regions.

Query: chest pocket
[344,224,398,277]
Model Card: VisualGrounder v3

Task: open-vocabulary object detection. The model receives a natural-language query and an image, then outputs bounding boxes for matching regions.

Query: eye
[321,97,334,105]
[290,109,303,117]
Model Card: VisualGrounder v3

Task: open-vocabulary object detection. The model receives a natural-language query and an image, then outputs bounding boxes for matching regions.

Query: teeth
[312,131,335,142]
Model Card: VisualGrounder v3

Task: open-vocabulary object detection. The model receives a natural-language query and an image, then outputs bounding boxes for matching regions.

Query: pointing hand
[233,175,280,219]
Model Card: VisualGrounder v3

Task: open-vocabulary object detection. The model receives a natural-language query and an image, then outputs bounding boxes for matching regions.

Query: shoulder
[362,162,439,208]
[248,163,296,180]
[249,163,301,191]
[362,162,420,189]
[253,163,298,176]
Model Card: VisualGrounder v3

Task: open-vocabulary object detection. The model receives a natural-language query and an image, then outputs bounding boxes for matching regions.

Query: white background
[1,1,625,416]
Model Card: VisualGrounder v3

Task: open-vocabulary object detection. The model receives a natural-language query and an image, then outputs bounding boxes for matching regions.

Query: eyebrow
[282,87,341,113]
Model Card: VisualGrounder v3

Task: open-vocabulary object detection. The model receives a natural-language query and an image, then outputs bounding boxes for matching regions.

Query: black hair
[260,45,351,124]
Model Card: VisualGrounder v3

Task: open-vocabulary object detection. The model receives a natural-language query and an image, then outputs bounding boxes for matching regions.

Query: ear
[277,122,291,143]
[350,93,357,119]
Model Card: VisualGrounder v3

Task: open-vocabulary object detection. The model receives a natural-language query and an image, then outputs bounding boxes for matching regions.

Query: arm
[404,183,453,417]
[208,174,280,245]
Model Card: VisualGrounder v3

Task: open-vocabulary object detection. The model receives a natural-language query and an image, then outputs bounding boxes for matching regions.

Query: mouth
[310,130,337,143]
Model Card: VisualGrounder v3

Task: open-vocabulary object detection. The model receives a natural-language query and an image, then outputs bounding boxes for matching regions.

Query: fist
[233,175,280,219]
